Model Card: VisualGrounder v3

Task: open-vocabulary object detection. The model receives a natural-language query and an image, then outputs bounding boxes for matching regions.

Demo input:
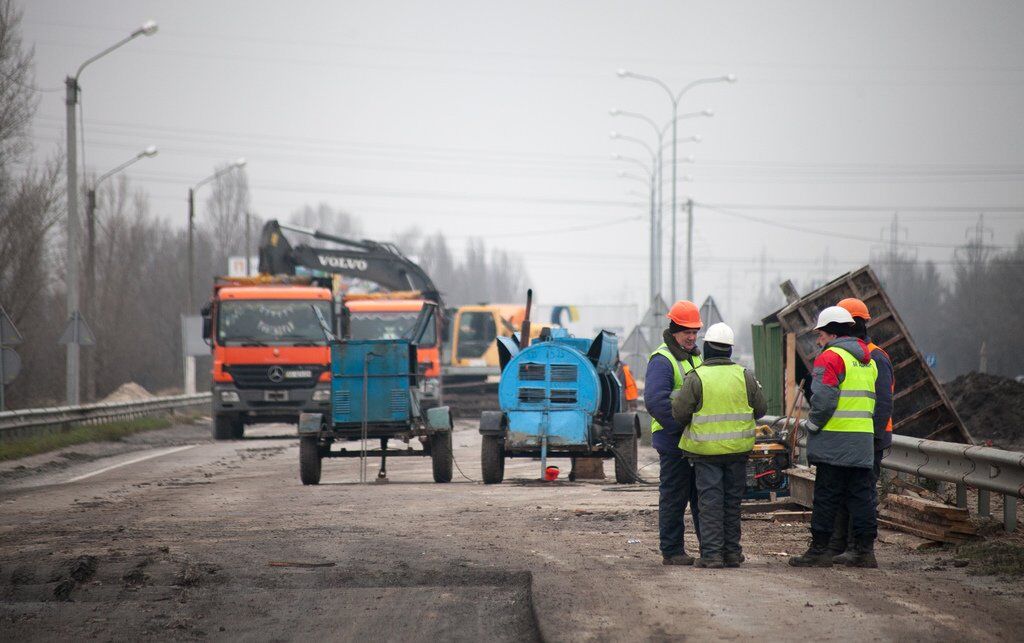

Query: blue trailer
[478,327,640,484]
[297,306,453,484]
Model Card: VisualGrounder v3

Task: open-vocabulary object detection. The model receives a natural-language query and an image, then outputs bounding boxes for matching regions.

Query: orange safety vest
[867,341,894,433]
[621,364,639,401]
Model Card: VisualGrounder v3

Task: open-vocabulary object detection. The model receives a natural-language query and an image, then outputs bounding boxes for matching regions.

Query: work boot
[724,552,745,568]
[831,550,856,565]
[694,556,724,569]
[788,532,833,568]
[662,553,695,566]
[843,538,878,568]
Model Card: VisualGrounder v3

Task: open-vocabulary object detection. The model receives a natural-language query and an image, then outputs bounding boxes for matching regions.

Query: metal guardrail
[0,393,211,442]
[760,415,1022,532]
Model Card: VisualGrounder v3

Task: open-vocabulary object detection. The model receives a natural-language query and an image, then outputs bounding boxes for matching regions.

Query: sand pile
[100,382,155,403]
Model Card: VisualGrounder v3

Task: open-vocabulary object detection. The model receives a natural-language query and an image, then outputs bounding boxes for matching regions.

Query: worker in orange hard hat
[645,300,703,565]
[826,297,895,566]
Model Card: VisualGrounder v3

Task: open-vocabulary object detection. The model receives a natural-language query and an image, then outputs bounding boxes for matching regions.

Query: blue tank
[479,328,640,484]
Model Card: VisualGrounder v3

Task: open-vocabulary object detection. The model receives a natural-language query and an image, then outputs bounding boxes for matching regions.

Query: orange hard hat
[837,297,871,320]
[667,300,702,329]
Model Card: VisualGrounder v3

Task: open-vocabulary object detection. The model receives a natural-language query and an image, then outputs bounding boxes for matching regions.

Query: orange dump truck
[203,277,333,439]
[344,293,443,410]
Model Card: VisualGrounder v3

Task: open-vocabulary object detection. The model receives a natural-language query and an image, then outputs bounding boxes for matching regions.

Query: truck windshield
[217,300,332,345]
[349,311,436,347]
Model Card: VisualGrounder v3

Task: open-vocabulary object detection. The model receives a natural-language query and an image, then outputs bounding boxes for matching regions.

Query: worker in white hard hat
[671,322,767,568]
[790,306,880,569]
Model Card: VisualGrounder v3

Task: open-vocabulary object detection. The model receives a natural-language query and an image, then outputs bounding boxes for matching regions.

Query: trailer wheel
[614,432,638,484]
[430,431,453,483]
[481,435,505,484]
[299,436,322,485]
[213,413,239,440]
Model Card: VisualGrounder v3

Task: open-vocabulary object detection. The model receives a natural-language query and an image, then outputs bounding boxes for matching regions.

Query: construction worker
[671,322,767,568]
[790,306,880,569]
[828,297,894,564]
[645,300,703,565]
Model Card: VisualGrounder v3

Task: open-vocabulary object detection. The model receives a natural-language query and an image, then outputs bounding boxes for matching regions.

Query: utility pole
[187,187,195,312]
[245,209,252,276]
[85,186,97,401]
[65,75,81,406]
[686,198,694,299]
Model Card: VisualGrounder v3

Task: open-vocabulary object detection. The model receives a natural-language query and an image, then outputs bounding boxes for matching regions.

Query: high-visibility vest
[822,346,878,434]
[867,341,894,433]
[648,344,701,433]
[678,364,756,455]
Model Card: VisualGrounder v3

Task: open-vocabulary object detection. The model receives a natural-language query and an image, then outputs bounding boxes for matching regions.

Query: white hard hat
[814,305,855,330]
[703,322,735,346]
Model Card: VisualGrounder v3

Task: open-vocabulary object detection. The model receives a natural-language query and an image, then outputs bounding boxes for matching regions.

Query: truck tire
[231,417,245,440]
[614,432,638,484]
[480,435,505,484]
[430,431,453,483]
[213,413,238,440]
[299,436,322,485]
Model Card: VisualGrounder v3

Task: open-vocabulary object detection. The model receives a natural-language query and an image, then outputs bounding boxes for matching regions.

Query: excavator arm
[258,220,443,307]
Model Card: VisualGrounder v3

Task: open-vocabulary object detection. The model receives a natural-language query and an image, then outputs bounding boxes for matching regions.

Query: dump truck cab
[344,295,443,410]
[204,277,333,439]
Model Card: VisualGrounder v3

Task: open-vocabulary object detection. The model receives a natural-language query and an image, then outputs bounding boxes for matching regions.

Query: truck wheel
[430,431,453,483]
[213,413,237,440]
[481,435,505,484]
[614,432,638,484]
[231,416,245,440]
[299,436,322,485]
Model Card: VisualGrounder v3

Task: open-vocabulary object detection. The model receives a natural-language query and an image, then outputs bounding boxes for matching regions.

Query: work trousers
[692,459,747,559]
[658,451,701,557]
[830,450,884,551]
[811,461,877,541]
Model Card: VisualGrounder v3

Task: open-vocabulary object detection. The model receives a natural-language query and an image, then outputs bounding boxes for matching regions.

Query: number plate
[264,390,289,402]
[285,370,312,379]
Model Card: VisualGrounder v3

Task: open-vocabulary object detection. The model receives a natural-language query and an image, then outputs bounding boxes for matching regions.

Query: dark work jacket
[867,341,894,452]
[645,330,700,455]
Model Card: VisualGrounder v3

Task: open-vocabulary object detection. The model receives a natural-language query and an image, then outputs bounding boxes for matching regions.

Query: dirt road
[1,419,1021,641]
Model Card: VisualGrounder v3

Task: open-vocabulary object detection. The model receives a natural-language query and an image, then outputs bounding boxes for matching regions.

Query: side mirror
[201,305,212,342]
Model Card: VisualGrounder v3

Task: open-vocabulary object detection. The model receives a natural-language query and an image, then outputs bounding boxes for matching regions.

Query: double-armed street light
[616,70,736,300]
[63,19,158,405]
[187,159,248,313]
[82,146,159,400]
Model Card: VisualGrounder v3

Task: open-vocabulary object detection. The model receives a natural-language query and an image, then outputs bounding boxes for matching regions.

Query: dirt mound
[100,382,155,403]
[944,372,1024,448]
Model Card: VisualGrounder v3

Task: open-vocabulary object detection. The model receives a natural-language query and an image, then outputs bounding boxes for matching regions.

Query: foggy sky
[22,1,1024,324]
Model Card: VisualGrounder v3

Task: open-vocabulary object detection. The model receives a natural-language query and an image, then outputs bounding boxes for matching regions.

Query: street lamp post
[617,70,735,301]
[84,146,158,399]
[64,19,158,406]
[187,158,247,312]
[610,108,713,304]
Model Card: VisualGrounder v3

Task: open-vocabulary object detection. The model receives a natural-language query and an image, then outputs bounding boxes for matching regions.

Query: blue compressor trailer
[478,327,640,484]
[297,306,453,484]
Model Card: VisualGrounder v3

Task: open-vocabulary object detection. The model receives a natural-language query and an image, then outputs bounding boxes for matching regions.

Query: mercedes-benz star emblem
[267,366,285,383]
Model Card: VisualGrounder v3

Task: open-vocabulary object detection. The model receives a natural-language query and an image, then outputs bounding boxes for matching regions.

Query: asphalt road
[1,419,1021,641]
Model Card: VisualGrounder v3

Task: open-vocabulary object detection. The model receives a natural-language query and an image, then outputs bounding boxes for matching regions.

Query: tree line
[0,2,528,408]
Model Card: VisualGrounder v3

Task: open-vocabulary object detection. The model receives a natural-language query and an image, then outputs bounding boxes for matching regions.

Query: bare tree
[0,0,36,174]
[289,202,360,246]
[203,166,250,276]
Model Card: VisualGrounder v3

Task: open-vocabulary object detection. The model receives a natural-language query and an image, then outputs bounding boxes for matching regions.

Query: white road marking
[65,445,197,483]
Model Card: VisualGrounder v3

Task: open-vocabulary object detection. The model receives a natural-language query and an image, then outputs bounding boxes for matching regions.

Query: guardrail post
[978,489,991,518]
[1005,495,1018,533]
[955,482,967,509]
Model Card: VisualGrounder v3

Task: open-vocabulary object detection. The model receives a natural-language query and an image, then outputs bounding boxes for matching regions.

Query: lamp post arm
[674,75,734,102]
[621,71,677,106]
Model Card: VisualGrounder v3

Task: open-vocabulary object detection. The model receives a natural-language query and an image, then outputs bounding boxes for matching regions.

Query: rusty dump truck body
[769,265,971,444]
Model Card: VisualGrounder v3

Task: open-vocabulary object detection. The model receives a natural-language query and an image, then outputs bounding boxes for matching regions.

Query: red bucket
[544,466,560,481]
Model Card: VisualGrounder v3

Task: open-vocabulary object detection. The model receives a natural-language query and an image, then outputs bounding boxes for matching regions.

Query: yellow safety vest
[679,364,756,455]
[648,344,701,434]
[822,346,878,434]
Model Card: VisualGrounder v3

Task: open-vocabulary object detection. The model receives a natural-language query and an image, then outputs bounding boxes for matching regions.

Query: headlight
[220,391,240,402]
[312,390,331,402]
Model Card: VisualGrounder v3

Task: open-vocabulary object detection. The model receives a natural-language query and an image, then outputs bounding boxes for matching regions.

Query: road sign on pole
[58,311,96,347]
[0,306,22,346]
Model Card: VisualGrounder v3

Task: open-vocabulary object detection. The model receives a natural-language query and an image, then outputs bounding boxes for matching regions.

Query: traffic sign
[58,311,96,346]
[1,347,20,384]
[0,306,22,346]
